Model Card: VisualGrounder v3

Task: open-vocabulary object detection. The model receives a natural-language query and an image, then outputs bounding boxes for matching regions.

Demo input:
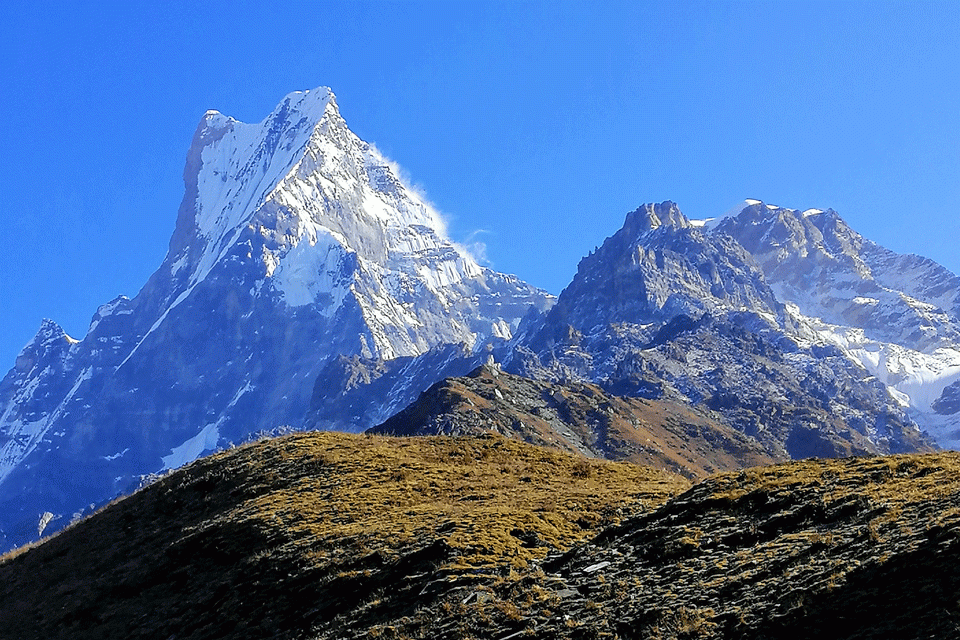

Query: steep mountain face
[307,342,485,433]
[0,88,551,551]
[715,201,960,447]
[537,202,787,335]
[502,202,931,459]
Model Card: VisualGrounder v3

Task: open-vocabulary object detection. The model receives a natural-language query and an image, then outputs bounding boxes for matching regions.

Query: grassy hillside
[4,431,960,639]
[372,365,780,479]
[0,431,685,640]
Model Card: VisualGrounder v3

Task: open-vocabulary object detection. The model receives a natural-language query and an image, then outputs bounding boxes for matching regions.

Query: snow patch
[191,89,336,290]
[695,199,761,230]
[161,423,220,471]
[272,231,354,311]
[807,318,960,422]
[169,253,188,276]
[159,381,253,471]
[491,319,513,340]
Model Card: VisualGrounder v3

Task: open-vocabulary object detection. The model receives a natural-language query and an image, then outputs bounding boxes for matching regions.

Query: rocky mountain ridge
[331,201,935,462]
[371,363,780,479]
[2,87,959,554]
[0,88,551,551]
[714,200,960,448]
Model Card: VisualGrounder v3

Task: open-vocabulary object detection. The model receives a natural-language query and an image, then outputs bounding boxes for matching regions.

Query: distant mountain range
[1,87,958,552]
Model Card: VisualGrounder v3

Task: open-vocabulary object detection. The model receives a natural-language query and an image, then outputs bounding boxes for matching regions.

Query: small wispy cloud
[461,229,492,266]
[367,140,450,237]
[367,140,493,266]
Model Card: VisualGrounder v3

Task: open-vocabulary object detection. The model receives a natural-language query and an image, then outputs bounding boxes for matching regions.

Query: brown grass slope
[314,451,960,640]
[372,364,780,479]
[0,431,685,640]
[533,452,960,639]
[5,432,960,640]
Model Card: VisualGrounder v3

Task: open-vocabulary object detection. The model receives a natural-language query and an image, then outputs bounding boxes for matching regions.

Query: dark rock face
[513,312,929,459]
[307,343,484,432]
[537,202,785,337]
[505,202,931,460]
[934,380,960,415]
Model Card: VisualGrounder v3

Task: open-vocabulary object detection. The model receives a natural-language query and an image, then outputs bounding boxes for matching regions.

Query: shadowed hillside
[3,432,960,639]
[0,432,685,640]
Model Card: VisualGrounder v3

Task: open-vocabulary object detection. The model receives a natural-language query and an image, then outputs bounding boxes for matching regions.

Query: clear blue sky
[1,1,958,368]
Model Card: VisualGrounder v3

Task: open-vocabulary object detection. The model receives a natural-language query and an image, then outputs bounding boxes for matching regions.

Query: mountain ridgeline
[1,88,959,552]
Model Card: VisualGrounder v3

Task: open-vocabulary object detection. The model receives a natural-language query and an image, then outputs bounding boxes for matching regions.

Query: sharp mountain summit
[1,87,958,560]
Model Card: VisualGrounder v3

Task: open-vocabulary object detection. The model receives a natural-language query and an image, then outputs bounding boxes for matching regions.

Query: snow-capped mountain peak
[0,88,552,552]
[713,201,960,447]
[146,87,514,361]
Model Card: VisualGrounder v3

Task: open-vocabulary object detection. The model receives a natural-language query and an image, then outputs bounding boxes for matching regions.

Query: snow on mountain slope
[791,307,960,447]
[714,201,960,351]
[714,201,960,446]
[507,202,927,459]
[145,88,524,361]
[0,88,551,552]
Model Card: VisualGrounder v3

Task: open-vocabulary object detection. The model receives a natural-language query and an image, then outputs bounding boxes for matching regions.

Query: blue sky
[1,1,958,367]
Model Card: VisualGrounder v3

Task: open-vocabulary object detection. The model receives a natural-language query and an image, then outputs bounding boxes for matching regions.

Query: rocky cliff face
[0,88,551,552]
[716,201,960,447]
[501,202,932,460]
[536,202,786,334]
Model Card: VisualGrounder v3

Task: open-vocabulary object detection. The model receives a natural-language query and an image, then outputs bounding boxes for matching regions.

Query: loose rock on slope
[371,364,780,479]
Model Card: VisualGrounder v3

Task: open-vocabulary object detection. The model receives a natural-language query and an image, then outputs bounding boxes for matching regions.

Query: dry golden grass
[572,450,960,639]
[0,431,687,640]
[708,451,960,507]
[5,434,960,640]
[212,431,688,569]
